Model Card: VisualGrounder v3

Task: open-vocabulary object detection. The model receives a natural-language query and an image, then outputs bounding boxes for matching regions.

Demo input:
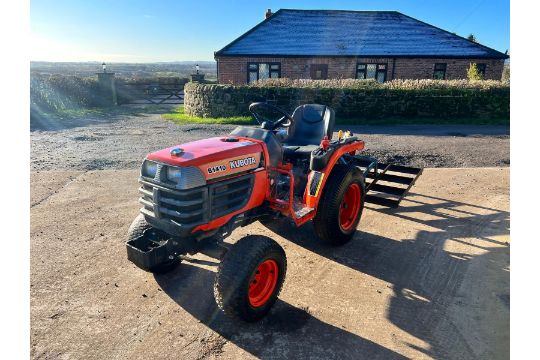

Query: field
[30,61,217,79]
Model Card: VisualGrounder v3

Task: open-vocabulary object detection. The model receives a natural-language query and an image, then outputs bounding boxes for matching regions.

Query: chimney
[265,9,273,19]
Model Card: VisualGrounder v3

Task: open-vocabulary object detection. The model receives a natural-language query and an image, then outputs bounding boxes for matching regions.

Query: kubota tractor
[126,103,422,322]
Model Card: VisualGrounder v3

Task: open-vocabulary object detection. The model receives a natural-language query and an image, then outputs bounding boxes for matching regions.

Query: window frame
[433,63,447,80]
[476,63,486,78]
[247,62,281,83]
[356,63,387,83]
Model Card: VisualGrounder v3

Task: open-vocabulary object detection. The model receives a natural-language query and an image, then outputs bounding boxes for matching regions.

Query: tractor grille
[139,173,254,234]
[139,183,207,225]
[210,176,253,218]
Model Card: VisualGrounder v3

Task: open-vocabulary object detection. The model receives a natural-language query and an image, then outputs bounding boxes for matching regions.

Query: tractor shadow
[261,193,510,359]
[154,262,406,359]
[155,193,509,359]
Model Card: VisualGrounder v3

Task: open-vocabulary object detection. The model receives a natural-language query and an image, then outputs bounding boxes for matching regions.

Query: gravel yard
[30,106,509,172]
[30,107,510,359]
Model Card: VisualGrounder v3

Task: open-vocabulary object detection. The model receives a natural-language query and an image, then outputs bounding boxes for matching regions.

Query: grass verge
[162,106,254,125]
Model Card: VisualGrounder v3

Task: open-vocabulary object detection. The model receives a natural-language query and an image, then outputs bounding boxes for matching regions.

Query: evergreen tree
[467,63,483,80]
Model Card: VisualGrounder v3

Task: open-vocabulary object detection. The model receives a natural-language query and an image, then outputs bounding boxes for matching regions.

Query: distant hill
[30,61,217,79]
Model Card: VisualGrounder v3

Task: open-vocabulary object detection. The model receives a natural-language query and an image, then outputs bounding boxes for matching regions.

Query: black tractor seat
[282,104,335,159]
[282,144,320,157]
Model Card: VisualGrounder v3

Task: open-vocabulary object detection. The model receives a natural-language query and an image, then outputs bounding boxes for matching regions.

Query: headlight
[166,166,206,189]
[166,167,182,182]
[141,160,158,178]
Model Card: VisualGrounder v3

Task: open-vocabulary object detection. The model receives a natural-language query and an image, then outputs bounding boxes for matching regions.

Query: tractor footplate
[352,157,423,208]
[294,206,315,218]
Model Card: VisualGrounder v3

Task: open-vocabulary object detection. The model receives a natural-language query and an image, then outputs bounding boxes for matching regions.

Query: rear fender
[304,140,365,209]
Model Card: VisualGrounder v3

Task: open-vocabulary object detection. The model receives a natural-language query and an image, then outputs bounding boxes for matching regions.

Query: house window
[476,63,486,78]
[357,63,387,83]
[433,63,447,80]
[310,64,328,80]
[248,62,280,83]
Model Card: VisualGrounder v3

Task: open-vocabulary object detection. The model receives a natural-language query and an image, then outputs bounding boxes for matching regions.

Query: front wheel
[214,235,287,322]
[313,164,365,246]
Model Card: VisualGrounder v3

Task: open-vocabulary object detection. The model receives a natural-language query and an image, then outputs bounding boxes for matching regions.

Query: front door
[310,64,328,80]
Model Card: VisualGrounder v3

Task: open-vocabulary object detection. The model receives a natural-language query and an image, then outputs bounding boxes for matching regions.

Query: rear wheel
[313,164,365,245]
[127,214,180,273]
[214,235,286,322]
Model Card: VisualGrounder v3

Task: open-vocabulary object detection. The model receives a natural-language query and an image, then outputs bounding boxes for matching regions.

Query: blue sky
[30,0,509,62]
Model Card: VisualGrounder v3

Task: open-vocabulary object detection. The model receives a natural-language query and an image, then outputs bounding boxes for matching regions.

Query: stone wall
[184,82,510,121]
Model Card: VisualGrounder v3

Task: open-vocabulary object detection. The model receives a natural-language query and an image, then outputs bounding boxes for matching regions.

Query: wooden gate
[117,77,186,105]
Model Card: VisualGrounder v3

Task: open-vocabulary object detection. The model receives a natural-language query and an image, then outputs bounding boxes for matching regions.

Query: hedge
[30,74,189,115]
[30,74,102,113]
[184,79,509,121]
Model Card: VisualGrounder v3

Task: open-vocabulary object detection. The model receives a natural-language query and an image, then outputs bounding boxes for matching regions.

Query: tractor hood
[146,136,263,180]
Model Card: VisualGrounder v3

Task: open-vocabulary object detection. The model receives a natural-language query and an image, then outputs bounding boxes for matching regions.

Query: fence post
[97,72,117,106]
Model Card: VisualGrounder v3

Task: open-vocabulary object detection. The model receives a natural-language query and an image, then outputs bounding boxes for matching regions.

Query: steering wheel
[249,102,294,131]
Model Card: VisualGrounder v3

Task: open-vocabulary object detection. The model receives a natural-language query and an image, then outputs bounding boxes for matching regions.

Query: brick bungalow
[214,9,508,84]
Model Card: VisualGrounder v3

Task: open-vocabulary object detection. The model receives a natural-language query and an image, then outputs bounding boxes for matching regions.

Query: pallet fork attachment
[352,156,423,208]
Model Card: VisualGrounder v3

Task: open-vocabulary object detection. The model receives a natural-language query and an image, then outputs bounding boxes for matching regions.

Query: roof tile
[216,10,507,59]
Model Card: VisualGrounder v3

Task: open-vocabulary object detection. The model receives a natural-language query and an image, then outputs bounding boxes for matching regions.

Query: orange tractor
[126,103,422,321]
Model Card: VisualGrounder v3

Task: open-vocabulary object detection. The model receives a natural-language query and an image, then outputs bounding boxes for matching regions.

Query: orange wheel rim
[339,183,361,231]
[248,259,279,307]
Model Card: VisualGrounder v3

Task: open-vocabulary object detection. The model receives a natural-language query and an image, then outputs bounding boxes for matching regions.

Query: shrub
[247,78,504,90]
[467,63,483,81]
[248,78,379,89]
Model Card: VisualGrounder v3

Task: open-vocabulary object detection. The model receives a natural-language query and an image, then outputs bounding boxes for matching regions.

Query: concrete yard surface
[30,168,509,359]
